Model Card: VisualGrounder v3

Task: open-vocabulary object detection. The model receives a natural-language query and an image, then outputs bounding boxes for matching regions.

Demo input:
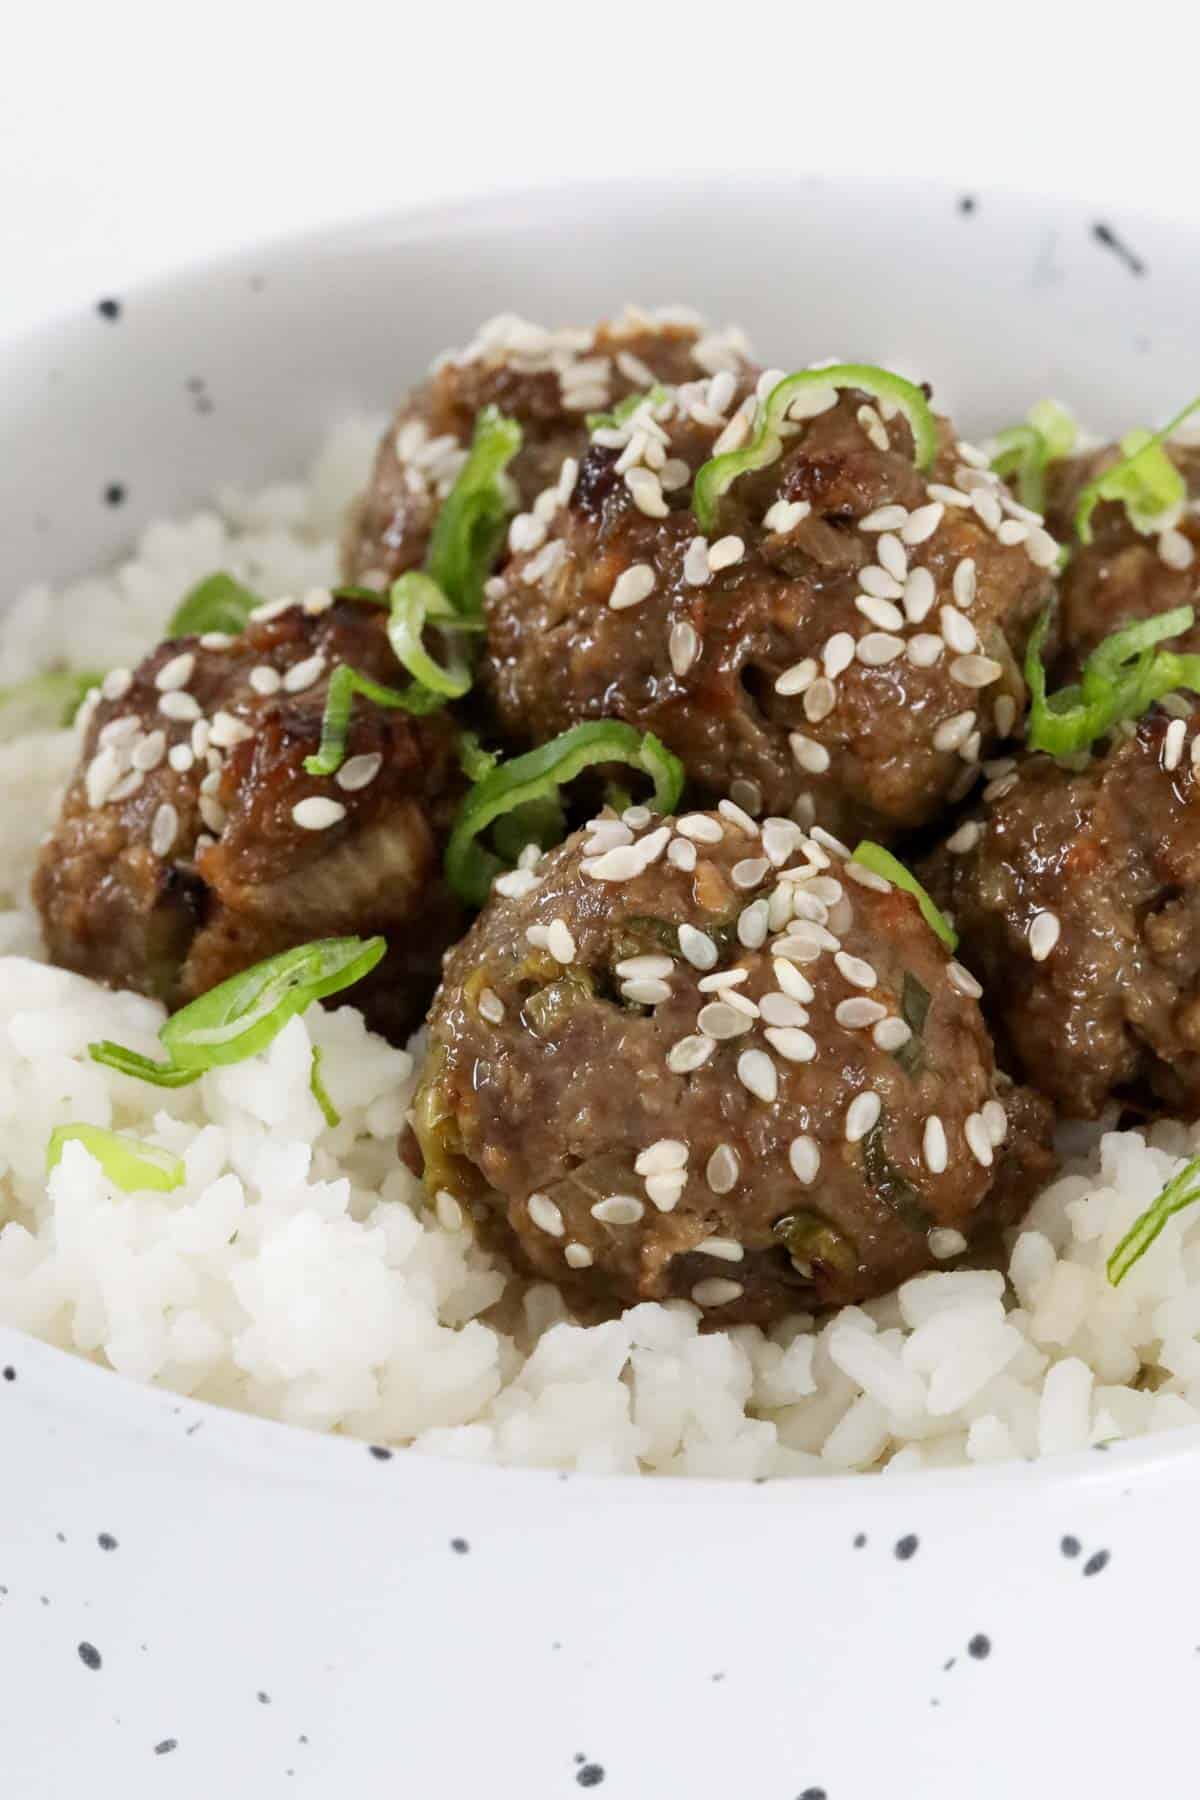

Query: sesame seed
[159,690,201,722]
[625,467,668,517]
[857,633,905,666]
[697,1237,745,1262]
[155,652,195,692]
[994,694,1017,737]
[737,1049,778,1102]
[718,799,758,835]
[668,837,697,872]
[623,978,672,1005]
[996,520,1029,546]
[1028,911,1061,962]
[708,535,745,573]
[1164,717,1187,770]
[776,658,818,696]
[529,1194,565,1237]
[762,818,804,866]
[149,802,178,857]
[737,899,770,949]
[774,960,815,1002]
[789,1136,821,1184]
[952,559,978,607]
[844,860,890,895]
[946,820,983,854]
[764,1026,817,1063]
[872,1016,912,1052]
[581,845,641,881]
[856,595,905,632]
[667,1035,715,1073]
[564,1242,593,1270]
[927,484,973,510]
[131,729,167,771]
[759,993,809,1028]
[591,1195,645,1225]
[904,567,938,620]
[845,1092,881,1142]
[764,498,811,533]
[790,733,830,774]
[877,533,908,582]
[645,1171,686,1211]
[923,1115,948,1173]
[659,459,690,493]
[477,988,505,1024]
[610,563,656,611]
[1025,527,1060,569]
[435,1190,465,1232]
[836,996,888,1029]
[982,1099,1008,1145]
[635,1139,688,1175]
[861,504,908,533]
[933,711,977,753]
[335,752,383,793]
[280,654,323,695]
[249,665,282,696]
[858,404,889,452]
[509,512,546,553]
[683,537,712,586]
[292,796,347,830]
[803,676,838,723]
[677,813,723,843]
[947,961,983,998]
[191,719,211,757]
[546,918,576,964]
[727,858,767,894]
[615,954,673,982]
[834,951,877,990]
[965,1112,994,1167]
[940,606,978,654]
[706,1144,740,1194]
[100,668,133,701]
[698,1001,755,1040]
[971,489,1003,531]
[208,709,254,748]
[167,744,194,773]
[952,655,1005,689]
[197,793,225,833]
[822,633,856,680]
[249,596,296,623]
[669,620,700,676]
[907,634,944,668]
[901,502,944,544]
[691,1278,745,1307]
[1160,528,1196,571]
[929,1227,967,1260]
[859,565,904,601]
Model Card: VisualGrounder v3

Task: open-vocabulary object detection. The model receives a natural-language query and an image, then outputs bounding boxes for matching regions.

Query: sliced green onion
[309,1046,340,1128]
[851,842,958,950]
[0,668,104,736]
[693,364,938,533]
[47,1123,185,1193]
[446,721,685,907]
[586,385,671,434]
[90,936,386,1085]
[387,572,474,699]
[990,399,1078,514]
[894,971,932,1079]
[167,572,261,639]
[303,663,443,777]
[1075,396,1200,545]
[426,405,522,616]
[457,731,498,783]
[1026,601,1200,756]
[1108,1154,1200,1285]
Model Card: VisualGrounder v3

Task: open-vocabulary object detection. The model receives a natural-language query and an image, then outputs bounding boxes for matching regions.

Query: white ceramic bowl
[3,177,1198,1799]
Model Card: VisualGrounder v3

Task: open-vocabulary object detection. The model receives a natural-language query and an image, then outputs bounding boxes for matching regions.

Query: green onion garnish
[0,668,104,735]
[1025,601,1200,756]
[586,386,672,434]
[851,842,958,950]
[426,404,522,616]
[1075,396,1200,545]
[47,1123,185,1193]
[457,731,498,783]
[387,571,477,699]
[309,1045,340,1127]
[303,663,444,777]
[167,572,261,639]
[990,399,1078,514]
[692,364,938,533]
[445,721,685,906]
[89,936,386,1085]
[1108,1154,1200,1285]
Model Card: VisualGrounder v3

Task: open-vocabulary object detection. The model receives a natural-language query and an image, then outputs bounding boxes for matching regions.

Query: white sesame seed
[591,1195,645,1225]
[697,1237,745,1262]
[208,709,255,748]
[564,1241,594,1270]
[708,535,745,573]
[718,799,758,835]
[249,665,282,696]
[435,1190,465,1232]
[1025,526,1060,569]
[698,1001,755,1040]
[927,484,972,510]
[761,818,804,867]
[859,565,904,602]
[737,899,770,949]
[509,512,546,553]
[923,1115,948,1173]
[167,744,194,773]
[835,951,877,990]
[946,820,983,854]
[899,571,935,628]
[764,498,811,533]
[965,1112,994,1167]
[1160,528,1196,571]
[683,537,712,586]
[616,954,674,981]
[623,978,673,1006]
[952,559,978,608]
[667,1035,715,1074]
[774,960,815,1002]
[790,733,830,774]
[862,504,908,533]
[667,837,698,872]
[249,596,296,624]
[155,651,195,692]
[190,719,211,757]
[906,634,944,668]
[159,690,202,722]
[706,1144,740,1194]
[901,503,945,545]
[645,1171,686,1211]
[280,654,324,695]
[197,793,225,833]
[764,1026,817,1063]
[873,1016,912,1052]
[971,489,1003,531]
[669,620,700,677]
[948,961,983,998]
[730,857,769,891]
[856,595,906,632]
[737,1049,778,1102]
[994,694,1017,737]
[818,633,854,681]
[335,752,383,793]
[292,796,347,831]
[146,802,177,858]
[529,1193,565,1237]
[953,655,1005,690]
[803,676,838,723]
[789,1136,821,1184]
[1028,911,1061,962]
[691,1278,745,1307]
[677,813,723,843]
[478,988,505,1025]
[982,1099,1008,1146]
[544,918,575,964]
[759,993,810,1028]
[610,564,656,611]
[877,533,908,582]
[635,1139,688,1175]
[787,383,838,420]
[1164,717,1188,771]
[858,404,889,452]
[100,668,133,701]
[844,860,891,894]
[665,928,715,980]
[997,519,1029,546]
[929,1227,967,1260]
[658,459,690,494]
[626,467,668,517]
[581,845,641,882]
[775,658,818,696]
[131,729,167,772]
[940,606,978,654]
[845,1092,881,1143]
[933,711,977,753]
[836,997,888,1029]
[857,633,905,666]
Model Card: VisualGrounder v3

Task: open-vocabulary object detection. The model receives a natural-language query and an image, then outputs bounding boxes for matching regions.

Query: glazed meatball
[35,596,465,1041]
[482,378,1057,843]
[1043,437,1200,674]
[414,806,1055,1324]
[923,709,1200,1120]
[344,307,750,586]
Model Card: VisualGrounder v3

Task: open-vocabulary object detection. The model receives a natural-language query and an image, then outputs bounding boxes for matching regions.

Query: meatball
[1043,437,1200,674]
[35,595,465,1042]
[482,378,1057,843]
[414,806,1055,1324]
[344,307,750,586]
[922,709,1200,1119]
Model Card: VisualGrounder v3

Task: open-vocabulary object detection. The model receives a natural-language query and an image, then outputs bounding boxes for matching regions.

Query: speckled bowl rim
[4,170,1198,1510]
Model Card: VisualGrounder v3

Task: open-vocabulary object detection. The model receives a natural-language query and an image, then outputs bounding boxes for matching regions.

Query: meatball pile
[35,595,465,1042]
[416,805,1055,1323]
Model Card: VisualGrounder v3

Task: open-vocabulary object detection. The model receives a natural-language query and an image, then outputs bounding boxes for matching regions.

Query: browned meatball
[344,308,750,586]
[482,379,1057,843]
[35,596,466,1041]
[1044,438,1200,675]
[415,806,1055,1324]
[923,709,1200,1120]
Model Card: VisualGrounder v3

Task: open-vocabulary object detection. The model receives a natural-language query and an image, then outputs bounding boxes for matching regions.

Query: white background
[2,0,1198,339]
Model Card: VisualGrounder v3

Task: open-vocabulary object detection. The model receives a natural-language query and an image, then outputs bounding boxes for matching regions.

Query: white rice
[2,419,1199,1478]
